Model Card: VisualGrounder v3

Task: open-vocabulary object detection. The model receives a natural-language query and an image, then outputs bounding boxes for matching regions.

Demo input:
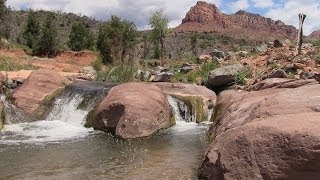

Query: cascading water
[167,96,195,122]
[0,82,209,179]
[0,81,112,144]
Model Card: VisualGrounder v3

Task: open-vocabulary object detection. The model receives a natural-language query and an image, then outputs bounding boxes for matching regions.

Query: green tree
[34,12,60,57]
[149,9,169,59]
[96,16,137,64]
[0,0,9,38]
[68,22,94,51]
[23,10,40,49]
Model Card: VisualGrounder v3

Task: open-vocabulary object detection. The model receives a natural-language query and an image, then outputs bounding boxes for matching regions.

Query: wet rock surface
[9,69,71,117]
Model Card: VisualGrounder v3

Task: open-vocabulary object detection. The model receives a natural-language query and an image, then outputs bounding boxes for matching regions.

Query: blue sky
[5,0,320,35]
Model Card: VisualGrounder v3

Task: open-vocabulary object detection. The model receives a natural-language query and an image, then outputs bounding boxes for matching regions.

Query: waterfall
[1,95,28,124]
[167,96,195,123]
[0,81,115,144]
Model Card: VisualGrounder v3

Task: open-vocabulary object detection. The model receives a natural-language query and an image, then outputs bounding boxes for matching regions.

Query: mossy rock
[33,88,64,120]
[171,94,208,123]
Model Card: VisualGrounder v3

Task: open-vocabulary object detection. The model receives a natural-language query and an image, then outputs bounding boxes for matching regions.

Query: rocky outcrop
[308,30,320,39]
[91,83,172,139]
[155,82,216,122]
[199,83,320,179]
[175,1,297,41]
[207,64,245,89]
[10,69,70,118]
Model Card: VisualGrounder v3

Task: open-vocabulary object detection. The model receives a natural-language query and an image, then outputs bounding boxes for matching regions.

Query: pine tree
[34,12,60,57]
[68,22,94,51]
[23,10,40,49]
[0,0,9,38]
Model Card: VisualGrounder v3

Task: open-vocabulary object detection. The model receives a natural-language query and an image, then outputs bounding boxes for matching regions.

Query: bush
[235,67,252,85]
[33,12,60,57]
[68,22,95,51]
[23,10,40,49]
[0,56,36,71]
[96,61,138,82]
[91,57,103,71]
[97,16,137,64]
[173,61,219,84]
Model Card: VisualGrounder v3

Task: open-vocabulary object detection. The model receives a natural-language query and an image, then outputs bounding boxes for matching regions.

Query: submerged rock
[92,83,172,139]
[199,83,320,179]
[10,69,71,119]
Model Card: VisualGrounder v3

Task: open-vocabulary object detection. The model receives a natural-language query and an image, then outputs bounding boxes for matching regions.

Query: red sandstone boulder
[10,69,70,117]
[199,84,320,179]
[92,83,172,139]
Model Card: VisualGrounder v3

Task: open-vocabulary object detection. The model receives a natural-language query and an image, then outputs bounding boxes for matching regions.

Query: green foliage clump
[91,57,103,71]
[96,61,138,83]
[315,53,320,64]
[0,0,10,38]
[173,61,219,84]
[97,16,137,64]
[0,56,36,71]
[33,12,60,57]
[68,22,95,51]
[235,67,252,85]
[149,9,169,59]
[23,10,41,49]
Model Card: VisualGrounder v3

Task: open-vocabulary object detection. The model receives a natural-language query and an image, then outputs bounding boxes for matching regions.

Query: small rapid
[0,94,94,144]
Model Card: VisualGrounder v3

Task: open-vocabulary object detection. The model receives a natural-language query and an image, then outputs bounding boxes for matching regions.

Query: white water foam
[0,94,95,144]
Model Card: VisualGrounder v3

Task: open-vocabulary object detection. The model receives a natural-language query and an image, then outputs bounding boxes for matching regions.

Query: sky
[5,0,320,35]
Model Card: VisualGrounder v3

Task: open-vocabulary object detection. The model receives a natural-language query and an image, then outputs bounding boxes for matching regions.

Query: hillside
[174,1,298,41]
[309,30,320,39]
[1,10,101,49]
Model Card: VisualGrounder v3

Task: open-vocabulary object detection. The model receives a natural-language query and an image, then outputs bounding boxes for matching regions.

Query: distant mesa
[174,1,298,41]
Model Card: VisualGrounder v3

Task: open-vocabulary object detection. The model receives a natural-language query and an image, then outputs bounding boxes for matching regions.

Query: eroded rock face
[175,1,297,41]
[10,69,70,117]
[155,82,217,122]
[199,84,320,179]
[92,83,172,139]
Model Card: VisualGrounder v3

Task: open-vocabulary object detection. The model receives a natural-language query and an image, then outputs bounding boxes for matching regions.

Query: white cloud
[251,0,273,8]
[6,0,221,29]
[265,0,320,35]
[229,0,250,13]
[5,0,320,34]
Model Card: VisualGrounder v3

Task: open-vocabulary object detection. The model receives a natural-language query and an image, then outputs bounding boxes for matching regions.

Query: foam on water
[0,94,95,144]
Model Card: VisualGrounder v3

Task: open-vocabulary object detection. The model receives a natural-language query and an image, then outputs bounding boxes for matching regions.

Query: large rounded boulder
[199,83,320,179]
[10,69,70,119]
[92,83,172,139]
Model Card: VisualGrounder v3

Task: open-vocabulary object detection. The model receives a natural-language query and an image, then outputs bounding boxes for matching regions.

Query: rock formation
[91,83,172,139]
[308,30,320,39]
[199,83,320,179]
[175,1,298,41]
[10,69,70,118]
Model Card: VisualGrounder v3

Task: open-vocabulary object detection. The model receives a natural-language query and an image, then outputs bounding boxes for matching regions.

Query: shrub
[97,16,137,64]
[0,56,36,71]
[96,61,138,82]
[68,22,95,51]
[235,67,252,85]
[23,10,40,49]
[91,57,103,71]
[33,12,60,57]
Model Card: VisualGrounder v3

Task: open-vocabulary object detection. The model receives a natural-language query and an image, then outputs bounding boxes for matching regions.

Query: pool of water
[0,121,209,179]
